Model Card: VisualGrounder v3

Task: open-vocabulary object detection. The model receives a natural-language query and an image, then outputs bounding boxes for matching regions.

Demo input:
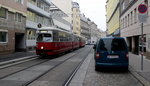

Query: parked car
[93,37,129,71]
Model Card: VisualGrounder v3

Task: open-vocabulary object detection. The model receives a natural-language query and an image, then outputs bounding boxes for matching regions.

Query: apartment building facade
[80,14,90,41]
[120,0,150,57]
[89,22,100,44]
[51,0,72,31]
[106,0,120,37]
[26,0,53,50]
[0,0,27,55]
[72,2,81,36]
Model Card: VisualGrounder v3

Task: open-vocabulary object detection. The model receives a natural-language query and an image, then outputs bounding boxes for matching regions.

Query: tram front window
[37,34,52,42]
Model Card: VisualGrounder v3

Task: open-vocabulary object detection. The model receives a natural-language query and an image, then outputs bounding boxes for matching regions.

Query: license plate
[107,55,119,58]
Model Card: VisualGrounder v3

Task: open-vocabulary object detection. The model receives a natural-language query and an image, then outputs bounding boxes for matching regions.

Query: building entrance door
[134,36,139,55]
[127,37,132,52]
[15,33,25,52]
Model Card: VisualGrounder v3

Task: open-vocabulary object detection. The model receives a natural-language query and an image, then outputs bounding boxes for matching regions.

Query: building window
[123,18,124,28]
[27,11,36,22]
[43,4,49,12]
[15,13,22,22]
[76,22,78,25]
[121,19,123,29]
[131,11,133,25]
[16,0,23,4]
[122,2,125,11]
[134,8,137,23]
[125,16,127,27]
[120,19,123,29]
[37,0,44,9]
[28,0,36,5]
[0,7,7,19]
[27,30,35,40]
[145,0,148,5]
[128,14,129,27]
[0,31,8,43]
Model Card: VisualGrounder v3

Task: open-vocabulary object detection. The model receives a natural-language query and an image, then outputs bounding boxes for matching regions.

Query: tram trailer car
[79,37,86,47]
[72,35,80,49]
[36,27,73,56]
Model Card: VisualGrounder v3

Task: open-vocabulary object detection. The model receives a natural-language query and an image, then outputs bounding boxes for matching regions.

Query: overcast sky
[72,0,106,31]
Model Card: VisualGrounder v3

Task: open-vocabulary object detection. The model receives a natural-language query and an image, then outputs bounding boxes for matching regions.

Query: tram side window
[58,32,68,42]
[74,36,79,42]
[53,31,58,42]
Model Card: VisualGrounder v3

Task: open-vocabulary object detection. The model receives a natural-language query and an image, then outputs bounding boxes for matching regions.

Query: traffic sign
[138,4,148,23]
[138,4,148,14]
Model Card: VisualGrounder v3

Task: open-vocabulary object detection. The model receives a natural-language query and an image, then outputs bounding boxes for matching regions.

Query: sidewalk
[129,53,150,85]
[0,51,36,62]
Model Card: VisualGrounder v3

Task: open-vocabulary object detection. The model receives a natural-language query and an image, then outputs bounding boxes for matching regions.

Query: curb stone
[129,66,150,86]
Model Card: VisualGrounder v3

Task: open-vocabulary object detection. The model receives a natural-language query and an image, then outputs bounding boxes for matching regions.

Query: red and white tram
[36,27,85,56]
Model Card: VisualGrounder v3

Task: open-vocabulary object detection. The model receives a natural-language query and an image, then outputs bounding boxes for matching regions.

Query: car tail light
[126,53,129,59]
[96,52,100,59]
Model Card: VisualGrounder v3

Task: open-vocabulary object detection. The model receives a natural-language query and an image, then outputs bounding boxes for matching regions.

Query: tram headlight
[41,46,44,49]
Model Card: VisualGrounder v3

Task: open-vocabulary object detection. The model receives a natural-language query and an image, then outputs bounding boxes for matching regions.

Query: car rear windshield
[99,38,127,51]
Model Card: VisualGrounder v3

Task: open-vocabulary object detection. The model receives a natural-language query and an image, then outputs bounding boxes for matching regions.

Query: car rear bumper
[95,62,128,68]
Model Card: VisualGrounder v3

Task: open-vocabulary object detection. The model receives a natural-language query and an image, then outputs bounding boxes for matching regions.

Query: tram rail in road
[25,46,92,86]
[0,46,92,86]
[0,55,38,69]
[63,50,90,86]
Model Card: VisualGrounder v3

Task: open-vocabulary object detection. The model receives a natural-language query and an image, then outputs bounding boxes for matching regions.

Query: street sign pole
[141,23,144,71]
[138,4,148,71]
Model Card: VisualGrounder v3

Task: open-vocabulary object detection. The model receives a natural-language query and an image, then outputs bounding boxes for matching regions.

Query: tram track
[0,49,81,79]
[26,46,92,86]
[0,57,48,79]
[0,46,89,86]
[0,55,39,69]
[63,51,88,86]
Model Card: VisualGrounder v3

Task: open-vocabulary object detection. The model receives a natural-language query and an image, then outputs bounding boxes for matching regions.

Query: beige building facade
[72,2,81,36]
[0,0,27,55]
[106,0,120,36]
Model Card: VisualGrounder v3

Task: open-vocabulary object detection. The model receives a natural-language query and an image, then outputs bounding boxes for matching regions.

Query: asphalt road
[28,46,92,86]
[0,45,144,86]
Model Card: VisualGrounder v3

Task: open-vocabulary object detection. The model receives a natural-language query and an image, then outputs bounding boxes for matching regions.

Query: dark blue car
[94,37,129,71]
